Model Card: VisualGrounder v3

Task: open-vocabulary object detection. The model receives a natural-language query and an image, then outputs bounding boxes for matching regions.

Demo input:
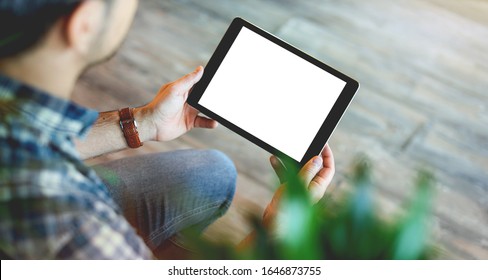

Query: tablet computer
[188,17,359,166]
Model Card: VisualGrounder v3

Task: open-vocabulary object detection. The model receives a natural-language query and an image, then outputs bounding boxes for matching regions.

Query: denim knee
[196,149,237,213]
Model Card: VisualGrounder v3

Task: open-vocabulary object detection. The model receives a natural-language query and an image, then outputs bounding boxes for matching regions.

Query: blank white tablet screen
[199,27,346,161]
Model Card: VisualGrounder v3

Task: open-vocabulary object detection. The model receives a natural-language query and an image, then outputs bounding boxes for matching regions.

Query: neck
[0,49,81,100]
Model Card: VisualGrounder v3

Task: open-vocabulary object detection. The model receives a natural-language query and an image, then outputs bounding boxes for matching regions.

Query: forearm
[75,106,155,160]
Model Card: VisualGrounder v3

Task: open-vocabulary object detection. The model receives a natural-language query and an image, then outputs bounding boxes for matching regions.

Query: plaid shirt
[0,74,152,259]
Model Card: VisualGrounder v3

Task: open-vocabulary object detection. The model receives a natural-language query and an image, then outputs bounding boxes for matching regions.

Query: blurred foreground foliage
[188,157,436,260]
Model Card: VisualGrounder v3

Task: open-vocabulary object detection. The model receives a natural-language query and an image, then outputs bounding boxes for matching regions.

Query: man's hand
[262,144,335,228]
[76,66,216,159]
[138,66,217,142]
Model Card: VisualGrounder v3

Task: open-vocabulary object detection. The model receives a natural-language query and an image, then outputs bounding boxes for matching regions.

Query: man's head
[0,0,138,75]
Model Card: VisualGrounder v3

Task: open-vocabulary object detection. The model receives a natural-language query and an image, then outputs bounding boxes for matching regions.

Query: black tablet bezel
[187,17,359,166]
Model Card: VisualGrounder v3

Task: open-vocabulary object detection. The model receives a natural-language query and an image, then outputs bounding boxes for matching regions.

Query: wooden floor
[75,0,488,259]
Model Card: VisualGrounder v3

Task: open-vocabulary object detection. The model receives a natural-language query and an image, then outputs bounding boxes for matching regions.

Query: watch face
[134,120,138,129]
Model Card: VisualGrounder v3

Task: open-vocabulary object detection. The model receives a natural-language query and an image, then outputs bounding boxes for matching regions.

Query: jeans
[93,149,237,251]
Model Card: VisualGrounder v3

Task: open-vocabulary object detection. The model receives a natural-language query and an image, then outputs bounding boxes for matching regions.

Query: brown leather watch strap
[118,107,143,148]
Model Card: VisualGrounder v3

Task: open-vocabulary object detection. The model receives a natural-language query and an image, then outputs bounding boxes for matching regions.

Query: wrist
[133,105,157,142]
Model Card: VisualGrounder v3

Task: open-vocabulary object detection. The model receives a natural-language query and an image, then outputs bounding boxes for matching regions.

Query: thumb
[298,156,323,186]
[172,66,204,94]
[270,156,287,184]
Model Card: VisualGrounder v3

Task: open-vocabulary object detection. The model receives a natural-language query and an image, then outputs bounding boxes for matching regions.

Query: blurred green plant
[188,156,436,260]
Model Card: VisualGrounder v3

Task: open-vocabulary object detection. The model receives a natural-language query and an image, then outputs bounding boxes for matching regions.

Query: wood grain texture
[76,0,488,259]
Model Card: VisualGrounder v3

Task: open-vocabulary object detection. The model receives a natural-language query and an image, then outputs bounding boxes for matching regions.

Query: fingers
[308,144,335,203]
[298,155,323,186]
[194,116,218,129]
[295,144,335,203]
[270,156,287,184]
[321,143,335,171]
[189,105,218,129]
[171,66,204,94]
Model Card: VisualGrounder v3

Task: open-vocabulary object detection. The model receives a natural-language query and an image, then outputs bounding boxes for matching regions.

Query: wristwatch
[118,107,143,148]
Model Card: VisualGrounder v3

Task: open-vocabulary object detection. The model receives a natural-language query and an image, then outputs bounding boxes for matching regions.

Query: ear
[63,0,105,55]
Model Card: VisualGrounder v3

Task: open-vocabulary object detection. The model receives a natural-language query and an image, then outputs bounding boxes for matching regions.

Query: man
[0,0,335,259]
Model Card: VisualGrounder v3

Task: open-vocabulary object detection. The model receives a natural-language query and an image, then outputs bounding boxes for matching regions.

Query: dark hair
[0,0,83,58]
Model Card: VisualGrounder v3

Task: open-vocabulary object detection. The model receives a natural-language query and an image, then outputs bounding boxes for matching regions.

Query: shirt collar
[0,74,98,139]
